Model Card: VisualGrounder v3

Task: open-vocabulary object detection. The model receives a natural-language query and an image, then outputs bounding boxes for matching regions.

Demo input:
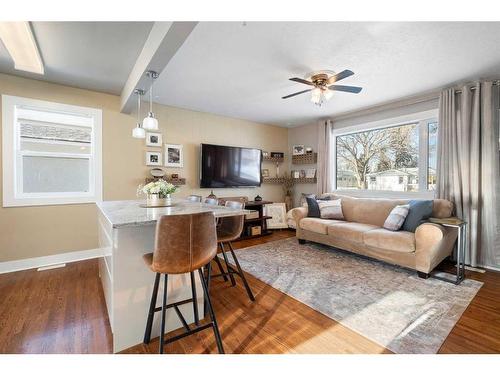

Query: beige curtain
[437,82,500,268]
[317,119,334,195]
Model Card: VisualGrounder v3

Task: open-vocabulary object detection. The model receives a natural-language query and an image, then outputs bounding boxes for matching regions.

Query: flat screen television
[200,143,262,188]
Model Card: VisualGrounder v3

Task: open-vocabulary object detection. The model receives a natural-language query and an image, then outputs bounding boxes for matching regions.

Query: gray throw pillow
[306,197,321,218]
[402,200,433,232]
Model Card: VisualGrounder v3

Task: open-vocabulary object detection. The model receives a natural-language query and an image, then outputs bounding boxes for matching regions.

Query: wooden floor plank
[0,229,499,354]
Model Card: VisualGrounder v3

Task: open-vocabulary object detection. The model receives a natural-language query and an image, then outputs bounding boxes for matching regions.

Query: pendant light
[142,70,159,130]
[132,89,146,138]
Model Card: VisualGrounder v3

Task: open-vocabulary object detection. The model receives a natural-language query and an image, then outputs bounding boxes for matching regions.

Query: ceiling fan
[282,69,362,106]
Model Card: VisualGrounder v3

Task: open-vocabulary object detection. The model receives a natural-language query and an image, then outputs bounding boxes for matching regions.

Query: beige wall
[0,73,288,262]
[287,122,319,206]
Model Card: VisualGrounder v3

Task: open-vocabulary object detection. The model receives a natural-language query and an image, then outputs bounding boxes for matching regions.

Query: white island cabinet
[96,199,249,353]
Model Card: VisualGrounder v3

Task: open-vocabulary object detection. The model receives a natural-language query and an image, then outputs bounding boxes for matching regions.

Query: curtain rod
[454,80,500,94]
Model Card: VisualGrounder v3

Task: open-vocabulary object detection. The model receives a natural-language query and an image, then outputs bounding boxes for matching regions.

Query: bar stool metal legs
[227,242,255,301]
[209,242,255,302]
[143,269,224,354]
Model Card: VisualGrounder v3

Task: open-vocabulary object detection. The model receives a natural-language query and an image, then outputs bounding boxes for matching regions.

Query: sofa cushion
[300,218,343,235]
[363,228,416,253]
[327,222,379,243]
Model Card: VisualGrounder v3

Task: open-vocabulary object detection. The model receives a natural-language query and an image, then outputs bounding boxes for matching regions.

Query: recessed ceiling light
[0,22,44,75]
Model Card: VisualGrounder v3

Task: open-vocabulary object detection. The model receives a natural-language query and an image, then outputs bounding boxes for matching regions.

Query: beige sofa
[289,194,458,277]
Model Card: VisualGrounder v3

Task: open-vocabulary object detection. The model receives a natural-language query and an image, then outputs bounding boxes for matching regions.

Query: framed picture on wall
[146,151,162,166]
[146,132,162,147]
[165,144,183,168]
[292,144,305,155]
[263,203,288,229]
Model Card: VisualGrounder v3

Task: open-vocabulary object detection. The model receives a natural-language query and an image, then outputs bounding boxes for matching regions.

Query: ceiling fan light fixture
[323,89,334,100]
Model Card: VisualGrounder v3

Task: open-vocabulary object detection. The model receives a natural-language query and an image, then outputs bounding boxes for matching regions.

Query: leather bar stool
[209,200,255,301]
[143,212,224,354]
[186,195,202,202]
[202,197,229,282]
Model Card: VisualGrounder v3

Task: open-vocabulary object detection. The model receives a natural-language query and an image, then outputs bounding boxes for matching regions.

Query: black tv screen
[200,144,262,188]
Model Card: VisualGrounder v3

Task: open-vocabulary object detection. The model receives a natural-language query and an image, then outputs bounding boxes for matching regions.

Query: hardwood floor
[1,229,499,354]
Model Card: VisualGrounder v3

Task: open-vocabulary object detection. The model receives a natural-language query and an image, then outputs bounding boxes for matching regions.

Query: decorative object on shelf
[165,144,183,168]
[171,173,179,179]
[281,177,294,211]
[142,71,159,130]
[292,152,317,164]
[270,152,284,158]
[262,151,269,158]
[207,190,217,199]
[293,144,305,155]
[261,168,269,178]
[275,163,280,177]
[263,203,288,229]
[132,89,146,139]
[249,226,262,236]
[146,151,162,166]
[245,210,260,220]
[254,195,262,201]
[139,179,178,207]
[150,167,165,178]
[305,147,313,154]
[146,132,162,147]
[299,170,307,178]
[305,168,317,178]
[292,170,300,178]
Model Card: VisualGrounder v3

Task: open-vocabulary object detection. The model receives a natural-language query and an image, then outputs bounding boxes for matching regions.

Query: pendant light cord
[149,74,153,113]
[137,91,141,123]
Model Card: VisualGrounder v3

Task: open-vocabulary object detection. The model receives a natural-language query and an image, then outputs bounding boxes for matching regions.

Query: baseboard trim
[0,247,107,275]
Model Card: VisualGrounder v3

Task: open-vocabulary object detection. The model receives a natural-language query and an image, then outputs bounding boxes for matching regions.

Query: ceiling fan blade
[327,70,354,84]
[282,89,312,99]
[289,77,315,86]
[328,85,363,94]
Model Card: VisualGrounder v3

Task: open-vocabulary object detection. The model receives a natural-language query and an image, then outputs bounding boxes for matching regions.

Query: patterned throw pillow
[318,199,344,220]
[383,204,410,231]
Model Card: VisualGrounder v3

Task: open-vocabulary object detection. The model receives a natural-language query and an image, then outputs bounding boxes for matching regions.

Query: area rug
[229,238,483,354]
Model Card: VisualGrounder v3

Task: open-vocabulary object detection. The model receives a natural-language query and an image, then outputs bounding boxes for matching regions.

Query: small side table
[428,217,466,285]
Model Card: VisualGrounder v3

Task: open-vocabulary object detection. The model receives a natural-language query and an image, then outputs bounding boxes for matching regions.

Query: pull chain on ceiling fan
[282,69,362,106]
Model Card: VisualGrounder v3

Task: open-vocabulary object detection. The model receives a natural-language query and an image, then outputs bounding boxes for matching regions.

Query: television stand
[236,200,273,240]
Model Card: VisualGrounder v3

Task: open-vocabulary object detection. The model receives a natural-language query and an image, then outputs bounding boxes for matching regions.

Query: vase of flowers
[140,179,178,206]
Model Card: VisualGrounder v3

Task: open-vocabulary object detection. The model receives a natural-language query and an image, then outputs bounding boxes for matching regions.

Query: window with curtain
[334,117,437,193]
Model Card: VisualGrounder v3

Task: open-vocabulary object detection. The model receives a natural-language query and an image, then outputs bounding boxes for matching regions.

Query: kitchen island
[96,199,249,353]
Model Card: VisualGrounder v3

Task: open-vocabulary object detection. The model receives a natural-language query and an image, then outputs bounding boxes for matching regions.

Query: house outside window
[333,110,438,197]
[2,95,102,207]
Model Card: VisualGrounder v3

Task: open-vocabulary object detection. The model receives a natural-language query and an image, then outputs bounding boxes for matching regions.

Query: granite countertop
[97,199,251,228]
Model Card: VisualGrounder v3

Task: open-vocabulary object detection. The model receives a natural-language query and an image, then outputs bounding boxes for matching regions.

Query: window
[334,112,437,195]
[2,95,102,207]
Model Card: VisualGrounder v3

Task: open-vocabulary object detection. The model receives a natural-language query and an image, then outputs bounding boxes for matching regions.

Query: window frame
[2,95,102,207]
[331,109,438,199]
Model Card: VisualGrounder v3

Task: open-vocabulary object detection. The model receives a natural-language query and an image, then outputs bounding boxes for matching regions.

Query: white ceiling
[2,22,500,126]
[0,22,153,94]
[152,22,500,126]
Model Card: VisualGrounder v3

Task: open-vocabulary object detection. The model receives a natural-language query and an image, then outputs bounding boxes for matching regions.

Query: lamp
[310,87,333,106]
[132,89,146,139]
[142,71,159,130]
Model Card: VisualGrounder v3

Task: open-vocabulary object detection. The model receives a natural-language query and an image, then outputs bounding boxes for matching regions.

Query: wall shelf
[292,153,317,165]
[263,177,316,185]
[263,156,284,163]
[145,177,186,186]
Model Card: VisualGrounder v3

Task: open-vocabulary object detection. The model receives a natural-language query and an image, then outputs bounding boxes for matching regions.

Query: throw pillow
[402,200,433,232]
[318,199,344,220]
[383,204,410,231]
[300,193,316,207]
[306,197,321,218]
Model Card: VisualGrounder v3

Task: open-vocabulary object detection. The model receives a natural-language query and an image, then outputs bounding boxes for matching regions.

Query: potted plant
[140,179,178,206]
